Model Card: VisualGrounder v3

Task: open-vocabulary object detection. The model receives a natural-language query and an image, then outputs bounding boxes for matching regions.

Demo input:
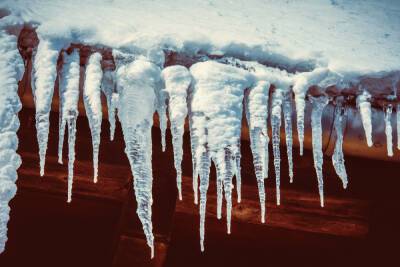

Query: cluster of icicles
[1,32,399,257]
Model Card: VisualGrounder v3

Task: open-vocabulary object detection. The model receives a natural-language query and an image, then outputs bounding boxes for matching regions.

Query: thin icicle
[31,37,62,175]
[332,101,348,189]
[293,68,329,155]
[101,70,118,141]
[356,90,373,147]
[385,105,393,157]
[245,81,270,222]
[397,104,400,150]
[162,66,192,200]
[271,88,284,205]
[83,52,103,183]
[282,92,294,183]
[309,95,329,207]
[0,31,24,254]
[117,58,161,258]
[58,50,80,203]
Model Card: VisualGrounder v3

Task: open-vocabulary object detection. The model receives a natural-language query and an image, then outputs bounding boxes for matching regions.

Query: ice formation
[309,95,329,207]
[116,58,161,258]
[83,52,103,183]
[0,31,24,253]
[162,66,192,200]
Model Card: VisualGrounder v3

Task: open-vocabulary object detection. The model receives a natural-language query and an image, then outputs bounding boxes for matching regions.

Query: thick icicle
[0,31,24,254]
[356,90,373,147]
[189,61,253,242]
[385,105,393,157]
[282,92,294,183]
[31,37,61,175]
[83,52,103,183]
[332,102,348,189]
[58,50,80,203]
[309,95,329,207]
[293,68,329,155]
[271,88,284,205]
[245,81,270,222]
[117,58,161,258]
[101,70,118,141]
[162,66,192,200]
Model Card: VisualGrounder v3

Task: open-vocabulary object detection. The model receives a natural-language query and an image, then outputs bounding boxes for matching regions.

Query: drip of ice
[31,37,62,176]
[293,68,329,155]
[101,70,118,141]
[271,88,284,205]
[162,66,192,200]
[0,31,24,253]
[309,95,329,207]
[244,81,270,222]
[189,61,253,247]
[356,90,373,147]
[116,58,161,258]
[332,101,348,189]
[58,50,80,203]
[83,52,103,183]
[282,91,294,183]
[384,105,393,157]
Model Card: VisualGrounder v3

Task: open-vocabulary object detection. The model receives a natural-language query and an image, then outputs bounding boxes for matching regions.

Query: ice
[332,101,348,189]
[101,70,118,141]
[271,88,284,205]
[116,58,161,258]
[384,105,393,157]
[58,50,80,203]
[0,31,24,254]
[83,52,103,183]
[293,68,329,155]
[309,95,329,207]
[162,66,192,200]
[356,90,373,147]
[189,61,253,243]
[244,81,270,222]
[31,37,62,176]
[282,91,294,183]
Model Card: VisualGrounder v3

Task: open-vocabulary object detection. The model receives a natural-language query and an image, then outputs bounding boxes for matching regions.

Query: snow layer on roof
[1,0,399,74]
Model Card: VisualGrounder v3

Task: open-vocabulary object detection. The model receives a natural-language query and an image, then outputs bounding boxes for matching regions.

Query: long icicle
[162,66,192,200]
[332,100,348,189]
[385,105,393,157]
[271,88,284,205]
[31,37,61,175]
[245,81,270,222]
[310,95,329,207]
[83,52,103,183]
[283,91,294,183]
[59,50,80,203]
[356,90,373,147]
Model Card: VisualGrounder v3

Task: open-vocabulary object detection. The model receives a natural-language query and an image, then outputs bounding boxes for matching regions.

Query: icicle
[31,37,61,175]
[162,66,192,200]
[117,59,161,258]
[245,81,270,222]
[309,95,329,207]
[58,50,80,203]
[271,88,284,205]
[0,31,24,254]
[189,61,253,240]
[83,52,103,183]
[385,105,393,157]
[293,68,329,155]
[356,90,373,147]
[397,104,400,150]
[282,92,294,183]
[332,101,348,189]
[101,70,118,141]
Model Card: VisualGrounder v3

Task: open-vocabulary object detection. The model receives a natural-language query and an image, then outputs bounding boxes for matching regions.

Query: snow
[0,30,24,254]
